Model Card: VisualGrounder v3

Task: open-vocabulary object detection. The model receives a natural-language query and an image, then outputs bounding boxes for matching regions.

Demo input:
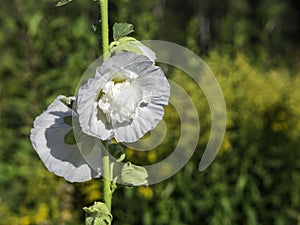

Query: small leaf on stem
[113,23,134,41]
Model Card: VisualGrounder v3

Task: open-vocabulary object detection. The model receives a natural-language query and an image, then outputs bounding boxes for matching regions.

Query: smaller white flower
[77,52,170,143]
[30,95,102,182]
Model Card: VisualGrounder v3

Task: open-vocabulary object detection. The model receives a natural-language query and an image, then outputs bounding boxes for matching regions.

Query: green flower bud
[109,38,156,62]
[121,162,148,186]
[83,202,112,225]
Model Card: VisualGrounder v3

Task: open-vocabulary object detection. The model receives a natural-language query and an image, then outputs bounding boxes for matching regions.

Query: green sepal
[113,23,134,41]
[121,162,148,186]
[55,0,73,7]
[111,176,118,193]
[109,37,143,57]
[83,202,113,225]
[59,96,75,109]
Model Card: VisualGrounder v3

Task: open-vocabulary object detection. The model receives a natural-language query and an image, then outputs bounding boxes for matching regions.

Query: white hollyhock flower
[77,52,170,143]
[30,95,102,182]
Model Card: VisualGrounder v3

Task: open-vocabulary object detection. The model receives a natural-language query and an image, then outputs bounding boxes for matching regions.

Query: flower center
[98,80,134,124]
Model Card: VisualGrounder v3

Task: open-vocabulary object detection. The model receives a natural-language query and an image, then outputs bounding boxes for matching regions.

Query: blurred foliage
[1,0,300,225]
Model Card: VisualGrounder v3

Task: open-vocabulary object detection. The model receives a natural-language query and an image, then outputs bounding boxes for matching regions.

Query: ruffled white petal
[30,95,101,182]
[77,74,113,140]
[113,103,165,142]
[96,53,154,78]
[136,41,157,62]
[113,70,170,142]
[111,83,143,124]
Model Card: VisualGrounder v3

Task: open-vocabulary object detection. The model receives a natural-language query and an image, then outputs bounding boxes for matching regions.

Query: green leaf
[56,0,73,7]
[113,23,134,41]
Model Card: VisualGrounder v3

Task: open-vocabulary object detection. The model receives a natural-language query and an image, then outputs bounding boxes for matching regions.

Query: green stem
[99,0,112,212]
[99,0,109,60]
[102,149,112,212]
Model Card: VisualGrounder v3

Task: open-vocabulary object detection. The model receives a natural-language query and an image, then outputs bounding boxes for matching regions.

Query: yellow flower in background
[138,186,153,199]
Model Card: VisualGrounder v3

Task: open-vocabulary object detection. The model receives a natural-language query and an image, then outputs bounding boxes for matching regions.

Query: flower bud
[83,202,112,225]
[121,162,148,186]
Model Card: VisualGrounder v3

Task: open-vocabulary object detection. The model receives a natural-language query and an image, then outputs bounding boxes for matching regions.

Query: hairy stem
[99,0,109,60]
[99,0,112,212]
[102,149,112,211]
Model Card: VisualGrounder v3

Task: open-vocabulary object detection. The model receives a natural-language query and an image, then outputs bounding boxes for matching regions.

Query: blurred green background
[1,0,300,224]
